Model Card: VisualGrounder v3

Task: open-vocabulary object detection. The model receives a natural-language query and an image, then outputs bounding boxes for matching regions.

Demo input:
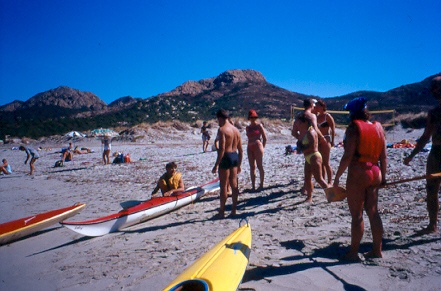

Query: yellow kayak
[163,223,252,291]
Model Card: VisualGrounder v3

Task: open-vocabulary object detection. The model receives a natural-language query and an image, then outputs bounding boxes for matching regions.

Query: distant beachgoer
[212,109,243,218]
[201,121,211,152]
[0,159,12,175]
[61,142,73,164]
[292,112,330,202]
[72,146,92,154]
[246,109,267,191]
[102,137,111,165]
[333,97,387,260]
[151,162,185,197]
[314,99,336,184]
[19,145,40,175]
[404,76,441,234]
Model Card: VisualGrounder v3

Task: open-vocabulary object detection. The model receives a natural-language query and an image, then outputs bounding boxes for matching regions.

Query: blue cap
[344,97,367,115]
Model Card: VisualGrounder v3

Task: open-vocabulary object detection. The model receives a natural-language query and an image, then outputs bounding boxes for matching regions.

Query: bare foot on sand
[415,225,438,236]
[340,252,361,262]
[363,251,383,259]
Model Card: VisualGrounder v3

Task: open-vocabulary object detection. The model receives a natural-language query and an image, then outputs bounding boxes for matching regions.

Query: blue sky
[1,0,440,106]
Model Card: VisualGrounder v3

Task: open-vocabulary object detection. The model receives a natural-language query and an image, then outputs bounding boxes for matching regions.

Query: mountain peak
[160,69,267,97]
[213,69,266,86]
[23,86,107,110]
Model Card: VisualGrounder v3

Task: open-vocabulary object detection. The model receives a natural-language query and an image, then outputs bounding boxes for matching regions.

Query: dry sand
[1,124,440,290]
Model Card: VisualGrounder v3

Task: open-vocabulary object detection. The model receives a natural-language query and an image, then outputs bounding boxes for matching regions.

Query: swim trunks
[427,145,441,174]
[219,152,239,169]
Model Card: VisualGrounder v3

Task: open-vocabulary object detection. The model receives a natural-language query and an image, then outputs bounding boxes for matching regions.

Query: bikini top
[246,125,262,141]
[301,126,313,146]
[319,114,329,128]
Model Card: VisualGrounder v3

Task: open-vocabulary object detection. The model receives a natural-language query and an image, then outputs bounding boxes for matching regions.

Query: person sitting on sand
[0,159,12,175]
[19,145,40,175]
[333,97,387,261]
[292,112,330,202]
[61,142,73,164]
[151,162,185,197]
[404,76,441,234]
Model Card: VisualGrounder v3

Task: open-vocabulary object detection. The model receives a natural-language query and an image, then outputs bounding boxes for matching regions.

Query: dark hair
[166,162,177,169]
[303,98,315,109]
[316,100,327,111]
[216,109,229,119]
[350,108,370,121]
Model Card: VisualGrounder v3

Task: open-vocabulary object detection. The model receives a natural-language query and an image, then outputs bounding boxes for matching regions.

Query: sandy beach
[1,123,440,290]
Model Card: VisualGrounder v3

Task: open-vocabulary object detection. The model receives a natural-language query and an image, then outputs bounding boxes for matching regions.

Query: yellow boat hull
[163,223,252,291]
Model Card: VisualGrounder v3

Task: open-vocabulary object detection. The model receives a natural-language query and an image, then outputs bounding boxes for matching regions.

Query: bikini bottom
[304,151,322,164]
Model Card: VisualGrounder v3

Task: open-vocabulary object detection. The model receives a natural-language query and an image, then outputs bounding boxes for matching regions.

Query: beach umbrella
[90,128,119,138]
[65,131,86,138]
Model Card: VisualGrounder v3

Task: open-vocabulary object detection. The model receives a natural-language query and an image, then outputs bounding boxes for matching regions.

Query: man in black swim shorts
[212,109,243,218]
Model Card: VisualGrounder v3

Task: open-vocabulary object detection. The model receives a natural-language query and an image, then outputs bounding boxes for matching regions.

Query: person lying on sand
[151,162,185,197]
[72,146,93,154]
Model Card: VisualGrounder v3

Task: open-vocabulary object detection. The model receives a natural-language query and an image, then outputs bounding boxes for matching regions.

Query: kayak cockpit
[167,279,209,291]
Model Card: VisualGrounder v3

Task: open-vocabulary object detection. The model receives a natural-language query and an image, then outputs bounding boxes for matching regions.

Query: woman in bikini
[246,109,267,192]
[292,113,329,202]
[333,97,387,261]
[315,100,336,184]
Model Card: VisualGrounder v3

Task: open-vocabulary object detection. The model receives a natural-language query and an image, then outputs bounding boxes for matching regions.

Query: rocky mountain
[325,74,439,113]
[0,69,440,139]
[23,86,106,110]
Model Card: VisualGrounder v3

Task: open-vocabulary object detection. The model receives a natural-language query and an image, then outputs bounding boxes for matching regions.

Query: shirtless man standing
[404,76,441,234]
[212,109,243,218]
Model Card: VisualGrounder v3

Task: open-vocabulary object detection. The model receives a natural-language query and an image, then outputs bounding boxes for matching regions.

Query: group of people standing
[210,109,267,218]
[203,76,440,261]
[291,76,441,260]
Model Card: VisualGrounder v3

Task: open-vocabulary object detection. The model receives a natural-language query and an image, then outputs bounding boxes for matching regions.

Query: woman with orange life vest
[314,99,336,184]
[246,109,267,192]
[292,111,330,202]
[333,97,387,261]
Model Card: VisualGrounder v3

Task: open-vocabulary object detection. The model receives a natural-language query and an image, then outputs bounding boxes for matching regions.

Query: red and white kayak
[61,178,220,237]
[0,203,86,245]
